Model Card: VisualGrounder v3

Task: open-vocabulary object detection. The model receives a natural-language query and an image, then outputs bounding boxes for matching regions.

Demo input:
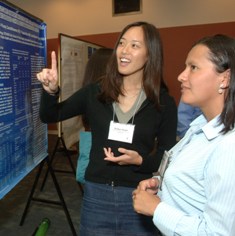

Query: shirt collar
[190,114,224,140]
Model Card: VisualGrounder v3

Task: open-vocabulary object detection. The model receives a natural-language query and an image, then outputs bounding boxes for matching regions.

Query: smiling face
[116,26,148,79]
[178,44,229,119]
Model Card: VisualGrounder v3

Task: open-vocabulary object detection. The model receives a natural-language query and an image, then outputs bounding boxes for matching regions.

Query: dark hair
[82,48,113,87]
[194,34,235,134]
[99,21,166,109]
[82,48,113,130]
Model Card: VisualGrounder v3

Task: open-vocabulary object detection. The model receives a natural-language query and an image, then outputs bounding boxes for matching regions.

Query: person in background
[81,48,113,131]
[37,21,177,235]
[76,48,113,184]
[132,34,235,235]
[177,99,201,139]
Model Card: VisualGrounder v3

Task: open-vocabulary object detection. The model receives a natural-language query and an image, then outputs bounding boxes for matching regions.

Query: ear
[221,69,230,88]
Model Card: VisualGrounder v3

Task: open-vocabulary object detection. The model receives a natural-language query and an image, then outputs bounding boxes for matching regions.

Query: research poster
[0,0,47,199]
[59,34,100,148]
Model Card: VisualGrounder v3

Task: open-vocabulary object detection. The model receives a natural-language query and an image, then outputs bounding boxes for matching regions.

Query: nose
[121,44,130,55]
[178,68,187,83]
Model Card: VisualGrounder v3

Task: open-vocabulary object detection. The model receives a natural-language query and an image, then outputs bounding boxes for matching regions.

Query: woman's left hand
[103,147,142,165]
[132,188,161,216]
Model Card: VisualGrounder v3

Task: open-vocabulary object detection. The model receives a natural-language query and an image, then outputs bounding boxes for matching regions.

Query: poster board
[59,34,101,148]
[0,0,47,199]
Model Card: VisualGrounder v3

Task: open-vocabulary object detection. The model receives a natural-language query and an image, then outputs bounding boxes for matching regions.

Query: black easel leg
[60,136,76,174]
[60,137,84,194]
[19,156,78,236]
[40,137,60,191]
[19,158,46,226]
[45,157,77,236]
[40,136,83,195]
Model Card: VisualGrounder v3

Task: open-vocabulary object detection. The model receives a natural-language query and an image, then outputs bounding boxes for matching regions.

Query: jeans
[79,181,160,236]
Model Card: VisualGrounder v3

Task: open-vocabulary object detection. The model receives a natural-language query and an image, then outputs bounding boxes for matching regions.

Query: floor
[0,135,83,236]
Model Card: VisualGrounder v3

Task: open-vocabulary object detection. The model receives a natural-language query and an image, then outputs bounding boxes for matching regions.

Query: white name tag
[108,121,135,143]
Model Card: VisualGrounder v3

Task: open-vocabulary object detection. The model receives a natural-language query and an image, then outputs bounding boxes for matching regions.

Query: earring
[218,84,224,94]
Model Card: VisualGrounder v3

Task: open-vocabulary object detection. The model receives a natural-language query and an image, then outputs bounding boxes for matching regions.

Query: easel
[20,123,83,236]
[19,156,77,236]
[40,129,83,195]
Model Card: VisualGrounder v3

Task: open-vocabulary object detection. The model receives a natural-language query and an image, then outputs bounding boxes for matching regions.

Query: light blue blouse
[154,114,235,235]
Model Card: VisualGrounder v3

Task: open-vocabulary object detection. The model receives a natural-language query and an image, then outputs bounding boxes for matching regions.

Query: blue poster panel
[0,0,47,199]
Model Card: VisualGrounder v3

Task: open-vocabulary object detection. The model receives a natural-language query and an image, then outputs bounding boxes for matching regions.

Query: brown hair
[82,48,113,87]
[82,48,113,130]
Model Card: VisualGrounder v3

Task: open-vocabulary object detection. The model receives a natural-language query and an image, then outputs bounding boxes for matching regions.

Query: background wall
[7,0,235,38]
[6,0,235,103]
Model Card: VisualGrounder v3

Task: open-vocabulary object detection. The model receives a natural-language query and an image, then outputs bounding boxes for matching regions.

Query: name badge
[154,151,171,190]
[108,121,135,143]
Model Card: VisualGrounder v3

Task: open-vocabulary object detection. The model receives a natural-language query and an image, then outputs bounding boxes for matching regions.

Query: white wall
[7,0,235,38]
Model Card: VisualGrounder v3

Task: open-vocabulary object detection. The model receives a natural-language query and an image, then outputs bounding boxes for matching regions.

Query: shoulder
[206,129,235,177]
[205,127,235,160]
[220,129,235,146]
[82,81,100,89]
[79,82,101,94]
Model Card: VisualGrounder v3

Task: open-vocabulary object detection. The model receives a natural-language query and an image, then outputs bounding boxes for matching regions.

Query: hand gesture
[36,51,59,94]
[103,147,142,166]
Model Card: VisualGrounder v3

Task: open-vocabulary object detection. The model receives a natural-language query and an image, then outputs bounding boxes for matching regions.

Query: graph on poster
[0,0,47,199]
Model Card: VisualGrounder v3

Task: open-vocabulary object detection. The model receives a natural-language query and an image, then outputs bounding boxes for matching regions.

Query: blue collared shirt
[154,115,235,235]
[177,101,202,139]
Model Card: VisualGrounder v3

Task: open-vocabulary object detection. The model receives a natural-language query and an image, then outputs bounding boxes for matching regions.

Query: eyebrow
[120,37,142,43]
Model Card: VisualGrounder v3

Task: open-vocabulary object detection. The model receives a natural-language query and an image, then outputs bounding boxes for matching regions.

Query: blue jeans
[79,181,159,236]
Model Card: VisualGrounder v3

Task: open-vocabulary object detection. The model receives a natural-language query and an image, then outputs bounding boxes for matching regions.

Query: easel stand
[19,156,77,236]
[40,134,84,194]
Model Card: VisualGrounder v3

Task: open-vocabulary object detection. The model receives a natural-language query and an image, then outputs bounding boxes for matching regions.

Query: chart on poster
[0,0,47,199]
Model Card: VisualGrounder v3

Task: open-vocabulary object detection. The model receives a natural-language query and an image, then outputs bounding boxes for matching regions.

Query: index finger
[51,51,57,71]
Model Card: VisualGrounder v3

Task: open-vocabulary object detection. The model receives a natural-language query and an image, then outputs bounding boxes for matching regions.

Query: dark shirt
[40,83,177,187]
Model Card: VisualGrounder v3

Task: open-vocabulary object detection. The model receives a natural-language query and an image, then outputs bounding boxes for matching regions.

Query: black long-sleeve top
[40,83,177,187]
